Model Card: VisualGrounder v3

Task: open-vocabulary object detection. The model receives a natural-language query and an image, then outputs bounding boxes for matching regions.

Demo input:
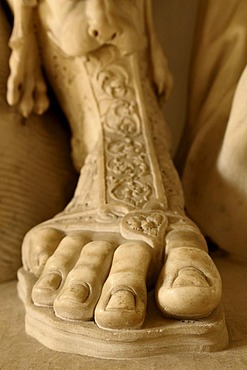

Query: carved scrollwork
[110,178,152,207]
[86,53,166,212]
[106,138,143,156]
[97,65,132,99]
[107,157,146,177]
[104,100,140,136]
[106,138,148,179]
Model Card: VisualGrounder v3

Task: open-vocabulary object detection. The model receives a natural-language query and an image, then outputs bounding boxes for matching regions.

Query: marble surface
[1,251,247,369]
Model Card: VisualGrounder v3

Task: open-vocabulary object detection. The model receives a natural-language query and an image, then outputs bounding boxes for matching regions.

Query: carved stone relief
[3,0,228,357]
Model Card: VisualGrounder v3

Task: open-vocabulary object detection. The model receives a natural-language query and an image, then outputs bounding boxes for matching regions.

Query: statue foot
[22,215,222,330]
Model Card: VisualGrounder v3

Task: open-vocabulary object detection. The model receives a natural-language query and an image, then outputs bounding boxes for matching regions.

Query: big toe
[155,248,222,319]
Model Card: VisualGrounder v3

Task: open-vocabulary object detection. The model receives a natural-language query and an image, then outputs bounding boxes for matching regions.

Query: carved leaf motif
[126,213,164,237]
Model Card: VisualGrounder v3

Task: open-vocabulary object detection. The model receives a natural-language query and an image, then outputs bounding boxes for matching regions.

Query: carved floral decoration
[92,57,156,209]
[111,178,152,207]
[121,210,168,248]
[126,212,165,238]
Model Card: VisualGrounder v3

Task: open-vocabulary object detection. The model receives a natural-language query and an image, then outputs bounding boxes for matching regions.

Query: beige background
[154,0,199,153]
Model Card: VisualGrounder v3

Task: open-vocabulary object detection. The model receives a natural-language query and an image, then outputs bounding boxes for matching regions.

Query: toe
[31,272,63,305]
[32,234,88,307]
[155,247,222,319]
[54,241,116,321]
[95,241,153,330]
[22,228,65,277]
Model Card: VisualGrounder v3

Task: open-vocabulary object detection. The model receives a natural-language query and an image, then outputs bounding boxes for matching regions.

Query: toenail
[106,288,136,311]
[60,283,90,304]
[172,267,210,288]
[36,272,62,291]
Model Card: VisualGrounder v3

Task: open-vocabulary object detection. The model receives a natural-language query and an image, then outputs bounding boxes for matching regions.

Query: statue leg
[0,2,76,283]
[3,0,221,330]
[20,44,222,329]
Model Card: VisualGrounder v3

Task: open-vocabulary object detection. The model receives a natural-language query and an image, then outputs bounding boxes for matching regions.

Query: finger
[33,78,50,115]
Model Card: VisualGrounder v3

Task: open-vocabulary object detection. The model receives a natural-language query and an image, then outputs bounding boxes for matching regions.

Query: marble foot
[8,0,228,357]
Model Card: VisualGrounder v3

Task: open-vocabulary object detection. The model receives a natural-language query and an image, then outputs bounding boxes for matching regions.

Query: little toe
[155,247,222,319]
[31,271,62,306]
[54,241,116,321]
[32,234,88,307]
[22,228,65,277]
[95,241,153,330]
